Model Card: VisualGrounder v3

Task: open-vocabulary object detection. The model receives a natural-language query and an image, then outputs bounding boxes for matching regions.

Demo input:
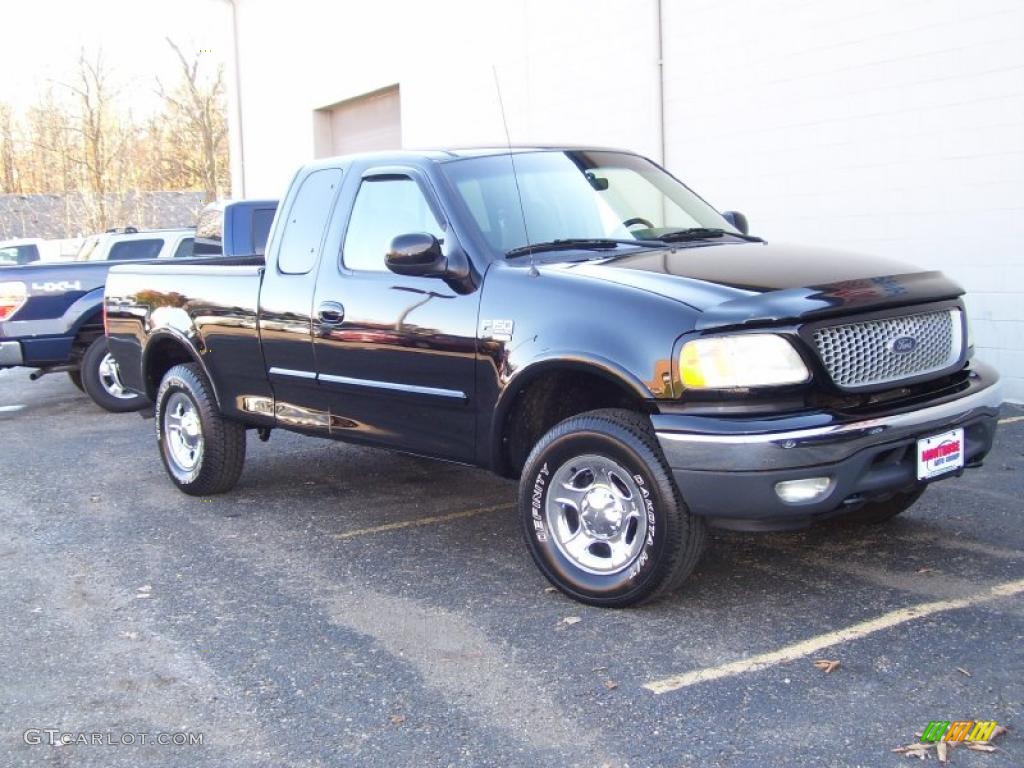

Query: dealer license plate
[916,428,965,481]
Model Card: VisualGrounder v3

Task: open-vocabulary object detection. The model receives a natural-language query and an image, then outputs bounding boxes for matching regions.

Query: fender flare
[488,352,656,472]
[64,287,105,339]
[141,328,222,407]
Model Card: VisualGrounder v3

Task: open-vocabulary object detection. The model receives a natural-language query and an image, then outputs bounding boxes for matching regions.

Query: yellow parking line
[334,502,514,540]
[999,415,1024,425]
[644,577,1024,695]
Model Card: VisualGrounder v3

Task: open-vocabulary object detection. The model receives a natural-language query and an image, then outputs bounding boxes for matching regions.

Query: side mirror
[385,232,447,277]
[722,210,749,235]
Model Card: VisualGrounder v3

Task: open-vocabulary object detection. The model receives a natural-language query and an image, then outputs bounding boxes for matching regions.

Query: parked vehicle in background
[105,148,1000,606]
[0,200,277,412]
[74,227,196,262]
[0,238,62,266]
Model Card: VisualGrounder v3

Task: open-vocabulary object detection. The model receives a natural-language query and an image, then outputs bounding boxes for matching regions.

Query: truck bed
[105,258,269,410]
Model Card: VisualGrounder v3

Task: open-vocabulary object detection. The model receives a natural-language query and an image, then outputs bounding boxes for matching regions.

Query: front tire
[156,363,246,495]
[519,409,705,608]
[80,336,147,412]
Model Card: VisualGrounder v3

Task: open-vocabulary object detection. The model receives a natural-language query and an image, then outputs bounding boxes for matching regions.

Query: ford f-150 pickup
[104,147,1001,607]
[0,200,276,411]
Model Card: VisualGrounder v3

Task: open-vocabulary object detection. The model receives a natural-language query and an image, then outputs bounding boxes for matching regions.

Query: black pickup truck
[0,200,276,411]
[104,148,1001,607]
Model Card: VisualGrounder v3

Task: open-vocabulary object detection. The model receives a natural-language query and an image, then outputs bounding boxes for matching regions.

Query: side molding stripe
[267,367,467,401]
[319,373,466,401]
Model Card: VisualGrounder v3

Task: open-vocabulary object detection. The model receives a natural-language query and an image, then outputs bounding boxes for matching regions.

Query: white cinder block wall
[229,0,1023,400]
[662,0,1024,401]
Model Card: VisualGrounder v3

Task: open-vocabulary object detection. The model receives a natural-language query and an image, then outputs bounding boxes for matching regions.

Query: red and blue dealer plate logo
[917,427,965,481]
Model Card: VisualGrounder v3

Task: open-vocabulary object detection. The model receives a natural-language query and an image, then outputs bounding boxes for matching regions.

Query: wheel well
[144,337,195,400]
[71,312,105,361]
[499,368,650,478]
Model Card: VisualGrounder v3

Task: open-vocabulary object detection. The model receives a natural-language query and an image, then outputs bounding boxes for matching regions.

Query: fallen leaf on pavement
[603,680,618,690]
[389,714,405,725]
[813,659,840,673]
[955,667,970,677]
[892,742,932,760]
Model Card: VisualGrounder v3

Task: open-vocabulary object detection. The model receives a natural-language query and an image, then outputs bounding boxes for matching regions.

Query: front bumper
[653,368,1002,529]
[0,340,23,366]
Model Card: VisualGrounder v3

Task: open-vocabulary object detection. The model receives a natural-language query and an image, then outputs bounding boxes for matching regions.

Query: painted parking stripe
[644,577,1024,695]
[998,415,1024,425]
[0,405,25,413]
[334,502,514,540]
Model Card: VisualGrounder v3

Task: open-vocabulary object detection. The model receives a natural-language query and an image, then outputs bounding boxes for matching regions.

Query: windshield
[441,150,737,255]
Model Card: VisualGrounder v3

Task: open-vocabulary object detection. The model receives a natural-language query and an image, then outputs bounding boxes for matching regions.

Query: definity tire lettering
[532,462,549,541]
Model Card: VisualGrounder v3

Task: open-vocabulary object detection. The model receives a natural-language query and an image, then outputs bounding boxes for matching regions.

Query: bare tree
[0,43,229,237]
[56,49,136,230]
[157,38,229,201]
[0,102,19,193]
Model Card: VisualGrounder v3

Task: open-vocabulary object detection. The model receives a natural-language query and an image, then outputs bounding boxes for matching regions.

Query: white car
[0,238,62,266]
[75,228,199,262]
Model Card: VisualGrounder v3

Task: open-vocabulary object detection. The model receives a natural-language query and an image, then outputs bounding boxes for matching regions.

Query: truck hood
[559,241,963,329]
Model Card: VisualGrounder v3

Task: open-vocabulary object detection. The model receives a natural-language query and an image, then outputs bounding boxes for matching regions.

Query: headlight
[679,334,810,389]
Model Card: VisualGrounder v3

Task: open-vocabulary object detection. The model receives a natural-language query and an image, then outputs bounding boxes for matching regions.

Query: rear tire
[155,363,246,495]
[519,408,705,608]
[80,336,146,412]
[841,486,926,525]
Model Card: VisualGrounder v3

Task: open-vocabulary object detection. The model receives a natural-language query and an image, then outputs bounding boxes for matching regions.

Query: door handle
[317,301,345,325]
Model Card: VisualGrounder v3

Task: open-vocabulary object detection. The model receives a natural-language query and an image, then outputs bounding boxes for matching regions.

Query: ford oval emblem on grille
[889,335,918,354]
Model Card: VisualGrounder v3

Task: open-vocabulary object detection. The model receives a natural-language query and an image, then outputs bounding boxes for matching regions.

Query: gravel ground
[1,366,1021,767]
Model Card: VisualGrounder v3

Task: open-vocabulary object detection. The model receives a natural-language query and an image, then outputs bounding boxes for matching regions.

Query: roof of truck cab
[302,145,643,169]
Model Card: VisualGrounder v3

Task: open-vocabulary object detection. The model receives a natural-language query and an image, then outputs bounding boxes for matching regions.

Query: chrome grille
[812,309,962,389]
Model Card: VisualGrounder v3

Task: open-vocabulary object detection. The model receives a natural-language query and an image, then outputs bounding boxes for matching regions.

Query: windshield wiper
[657,227,763,243]
[505,238,661,258]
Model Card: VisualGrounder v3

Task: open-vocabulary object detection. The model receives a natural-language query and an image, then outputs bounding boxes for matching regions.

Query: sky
[2,0,230,117]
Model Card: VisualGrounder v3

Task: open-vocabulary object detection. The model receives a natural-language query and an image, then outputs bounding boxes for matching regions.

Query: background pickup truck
[105,147,1001,607]
[0,199,276,411]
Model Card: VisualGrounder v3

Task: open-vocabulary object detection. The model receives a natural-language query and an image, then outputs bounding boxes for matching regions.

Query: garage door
[314,85,401,157]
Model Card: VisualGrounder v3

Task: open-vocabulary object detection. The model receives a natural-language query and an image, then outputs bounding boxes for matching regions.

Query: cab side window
[278,168,343,275]
[172,238,195,258]
[343,176,443,272]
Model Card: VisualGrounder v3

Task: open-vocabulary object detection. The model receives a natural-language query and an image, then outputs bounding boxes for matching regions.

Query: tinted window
[343,177,442,272]
[172,238,195,259]
[252,208,275,256]
[0,245,40,265]
[107,239,164,261]
[193,240,222,256]
[278,169,342,274]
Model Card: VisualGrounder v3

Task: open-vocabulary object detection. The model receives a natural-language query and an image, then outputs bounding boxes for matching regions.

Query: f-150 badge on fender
[481,319,514,342]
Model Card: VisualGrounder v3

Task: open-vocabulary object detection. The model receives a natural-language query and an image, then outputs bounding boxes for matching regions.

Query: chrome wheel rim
[98,352,134,399]
[545,454,648,575]
[164,392,204,472]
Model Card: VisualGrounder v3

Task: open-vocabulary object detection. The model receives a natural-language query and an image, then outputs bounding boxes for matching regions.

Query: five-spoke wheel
[520,409,705,607]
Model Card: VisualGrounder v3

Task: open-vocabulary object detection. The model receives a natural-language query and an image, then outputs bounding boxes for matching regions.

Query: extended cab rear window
[278,169,342,274]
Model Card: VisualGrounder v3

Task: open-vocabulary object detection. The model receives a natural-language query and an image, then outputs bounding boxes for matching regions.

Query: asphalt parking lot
[1,366,1022,768]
